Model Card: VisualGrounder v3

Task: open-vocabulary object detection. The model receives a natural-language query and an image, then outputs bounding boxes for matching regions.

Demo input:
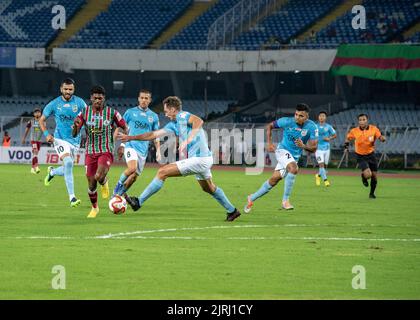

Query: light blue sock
[114,173,128,195]
[52,166,64,177]
[250,180,273,202]
[212,187,235,213]
[283,173,296,201]
[319,167,327,180]
[63,157,75,200]
[139,178,164,205]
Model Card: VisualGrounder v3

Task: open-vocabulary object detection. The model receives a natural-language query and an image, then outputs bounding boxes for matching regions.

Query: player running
[344,113,386,199]
[314,111,337,187]
[118,96,241,222]
[113,89,161,197]
[39,78,87,207]
[21,107,43,174]
[244,103,318,212]
[72,85,128,218]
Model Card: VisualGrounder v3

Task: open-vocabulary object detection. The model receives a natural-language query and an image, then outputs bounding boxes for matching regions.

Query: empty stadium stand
[62,0,193,49]
[231,0,342,50]
[305,0,420,45]
[0,0,85,47]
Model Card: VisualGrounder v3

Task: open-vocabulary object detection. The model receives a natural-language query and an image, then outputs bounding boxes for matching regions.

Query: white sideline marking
[11,224,420,242]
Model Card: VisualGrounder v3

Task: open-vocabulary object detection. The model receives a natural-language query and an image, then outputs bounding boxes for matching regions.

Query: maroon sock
[32,157,38,168]
[88,190,98,208]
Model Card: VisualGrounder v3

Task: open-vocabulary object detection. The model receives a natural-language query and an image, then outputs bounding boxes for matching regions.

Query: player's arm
[344,129,355,150]
[154,138,161,162]
[117,129,167,142]
[266,121,276,152]
[39,114,54,143]
[295,138,318,153]
[178,114,203,152]
[376,127,386,142]
[72,113,84,137]
[21,122,30,145]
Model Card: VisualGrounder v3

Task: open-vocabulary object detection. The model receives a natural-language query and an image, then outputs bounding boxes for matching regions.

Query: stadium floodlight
[294,70,300,74]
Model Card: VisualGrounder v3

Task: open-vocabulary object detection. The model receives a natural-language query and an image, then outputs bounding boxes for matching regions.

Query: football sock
[319,167,327,180]
[139,178,164,205]
[52,166,64,177]
[370,177,377,195]
[88,188,98,208]
[283,173,296,201]
[63,157,75,200]
[211,187,235,213]
[32,156,38,168]
[250,180,273,202]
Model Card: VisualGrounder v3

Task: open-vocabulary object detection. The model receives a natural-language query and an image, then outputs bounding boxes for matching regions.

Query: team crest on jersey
[103,120,111,126]
[148,116,154,123]
[72,105,78,112]
[301,129,308,137]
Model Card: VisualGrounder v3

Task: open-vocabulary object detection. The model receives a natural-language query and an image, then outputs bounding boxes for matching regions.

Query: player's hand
[46,134,54,143]
[379,136,386,142]
[156,150,162,162]
[178,140,189,154]
[74,117,82,128]
[117,132,130,142]
[21,139,25,145]
[294,138,305,148]
[343,141,350,151]
[266,143,275,152]
[117,146,124,160]
[323,137,330,142]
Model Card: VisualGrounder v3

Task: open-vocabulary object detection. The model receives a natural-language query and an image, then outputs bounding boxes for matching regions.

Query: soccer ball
[108,195,127,214]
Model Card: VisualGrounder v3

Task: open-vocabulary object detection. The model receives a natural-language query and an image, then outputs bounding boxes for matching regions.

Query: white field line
[9,224,420,242]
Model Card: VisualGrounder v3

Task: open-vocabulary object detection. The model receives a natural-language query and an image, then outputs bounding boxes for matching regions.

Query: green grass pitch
[0,163,419,299]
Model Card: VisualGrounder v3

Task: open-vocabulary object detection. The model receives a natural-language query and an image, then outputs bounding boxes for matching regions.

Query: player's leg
[244,170,282,213]
[368,156,378,198]
[357,155,371,187]
[282,161,298,210]
[95,153,113,199]
[113,147,136,195]
[317,150,330,186]
[244,149,287,213]
[197,177,241,221]
[87,176,99,218]
[31,141,40,174]
[315,150,322,186]
[126,163,182,211]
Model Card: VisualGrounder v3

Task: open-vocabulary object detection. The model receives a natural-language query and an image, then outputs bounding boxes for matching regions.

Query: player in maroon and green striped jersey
[73,85,128,218]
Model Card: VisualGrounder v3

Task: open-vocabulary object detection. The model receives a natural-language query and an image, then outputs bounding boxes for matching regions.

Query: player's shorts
[53,138,77,159]
[356,152,378,172]
[85,152,114,177]
[274,149,297,178]
[175,156,213,180]
[31,141,41,152]
[124,147,146,175]
[315,149,330,165]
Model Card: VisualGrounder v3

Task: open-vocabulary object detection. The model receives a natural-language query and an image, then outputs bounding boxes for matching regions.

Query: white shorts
[53,138,77,159]
[315,149,330,165]
[124,147,146,175]
[274,149,297,178]
[176,156,213,180]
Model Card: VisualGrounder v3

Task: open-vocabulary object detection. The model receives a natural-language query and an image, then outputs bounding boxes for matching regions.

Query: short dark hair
[296,103,310,113]
[90,85,106,96]
[318,110,328,116]
[163,96,182,110]
[61,78,75,86]
[358,113,369,119]
[33,107,41,113]
[139,89,152,96]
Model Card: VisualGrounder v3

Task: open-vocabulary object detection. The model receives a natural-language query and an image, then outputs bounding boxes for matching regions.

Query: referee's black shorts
[356,152,378,172]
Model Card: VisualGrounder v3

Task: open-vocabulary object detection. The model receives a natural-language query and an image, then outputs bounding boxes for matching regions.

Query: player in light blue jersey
[244,103,318,211]
[315,111,337,187]
[118,96,241,221]
[113,89,161,197]
[39,78,87,207]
